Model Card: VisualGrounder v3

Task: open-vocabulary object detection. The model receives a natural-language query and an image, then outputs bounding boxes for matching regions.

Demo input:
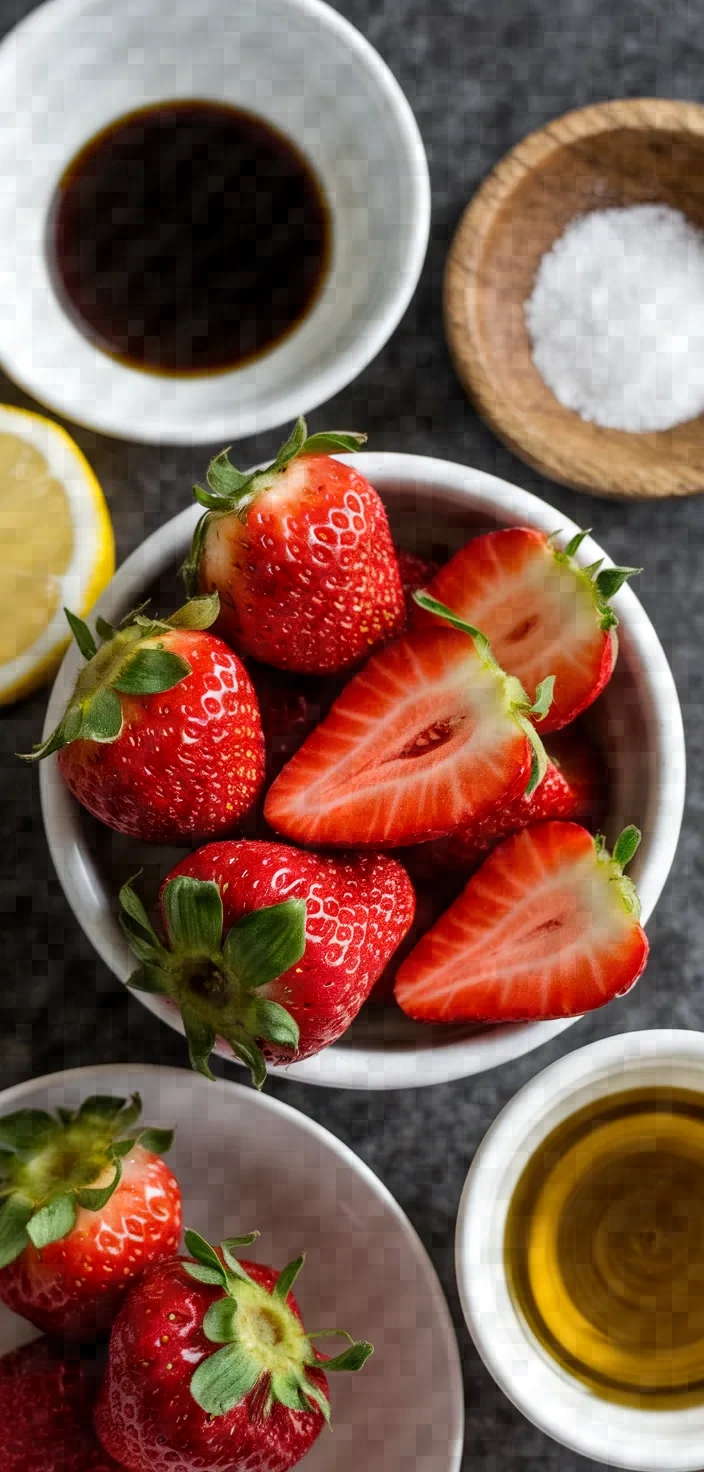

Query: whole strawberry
[182,416,405,673]
[0,1093,181,1339]
[95,1230,372,1472]
[25,592,265,844]
[0,1337,122,1471]
[119,840,415,1085]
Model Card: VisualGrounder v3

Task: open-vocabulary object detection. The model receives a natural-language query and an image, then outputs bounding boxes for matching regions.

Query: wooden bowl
[444,98,704,499]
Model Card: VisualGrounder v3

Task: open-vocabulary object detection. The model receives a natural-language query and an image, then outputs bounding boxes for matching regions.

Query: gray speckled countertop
[2,1,702,1466]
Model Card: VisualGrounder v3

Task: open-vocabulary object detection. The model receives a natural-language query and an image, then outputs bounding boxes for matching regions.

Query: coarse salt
[525,203,704,432]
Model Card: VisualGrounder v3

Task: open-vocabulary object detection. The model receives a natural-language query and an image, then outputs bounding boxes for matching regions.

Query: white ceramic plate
[0,0,429,444]
[40,453,686,1089]
[0,1063,464,1472]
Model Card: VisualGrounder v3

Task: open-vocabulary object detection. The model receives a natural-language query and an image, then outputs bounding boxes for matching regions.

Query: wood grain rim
[445,98,704,499]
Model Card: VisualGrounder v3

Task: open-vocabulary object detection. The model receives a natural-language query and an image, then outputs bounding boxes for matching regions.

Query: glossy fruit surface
[395,821,649,1022]
[0,1337,122,1471]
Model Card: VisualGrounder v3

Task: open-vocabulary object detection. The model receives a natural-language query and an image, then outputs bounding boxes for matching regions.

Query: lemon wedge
[0,405,114,705]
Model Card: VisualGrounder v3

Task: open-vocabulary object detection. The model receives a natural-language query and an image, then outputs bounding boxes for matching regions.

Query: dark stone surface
[1,1,701,1466]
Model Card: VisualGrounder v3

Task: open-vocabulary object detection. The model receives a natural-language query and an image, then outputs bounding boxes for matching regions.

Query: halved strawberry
[439,725,608,869]
[264,596,554,848]
[394,821,648,1022]
[413,527,640,731]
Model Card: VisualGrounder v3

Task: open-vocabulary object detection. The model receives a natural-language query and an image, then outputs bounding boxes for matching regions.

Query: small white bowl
[0,1063,463,1471]
[0,0,429,444]
[456,1030,704,1471]
[40,453,686,1090]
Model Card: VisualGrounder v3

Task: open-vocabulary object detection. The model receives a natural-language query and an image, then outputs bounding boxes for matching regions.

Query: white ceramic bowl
[0,0,429,444]
[40,453,686,1089]
[0,1063,463,1470]
[456,1030,704,1471]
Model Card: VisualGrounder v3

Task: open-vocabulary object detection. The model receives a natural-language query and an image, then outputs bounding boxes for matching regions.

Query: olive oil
[505,1087,704,1409]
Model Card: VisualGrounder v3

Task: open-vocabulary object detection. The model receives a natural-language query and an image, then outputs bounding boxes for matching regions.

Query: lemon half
[0,405,114,705]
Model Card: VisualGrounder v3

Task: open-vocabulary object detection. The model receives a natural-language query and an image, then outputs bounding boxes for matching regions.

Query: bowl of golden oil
[456,1031,704,1471]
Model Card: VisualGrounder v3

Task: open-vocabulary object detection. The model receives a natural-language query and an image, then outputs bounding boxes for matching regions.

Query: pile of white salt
[525,203,704,432]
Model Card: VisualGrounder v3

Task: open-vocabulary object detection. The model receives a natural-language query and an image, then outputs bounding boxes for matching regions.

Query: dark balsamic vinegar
[48,100,330,375]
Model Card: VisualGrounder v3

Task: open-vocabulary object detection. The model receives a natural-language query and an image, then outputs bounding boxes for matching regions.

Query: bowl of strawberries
[38,424,686,1089]
[0,1063,463,1470]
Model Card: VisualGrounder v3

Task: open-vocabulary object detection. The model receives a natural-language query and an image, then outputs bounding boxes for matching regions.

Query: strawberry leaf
[251,999,300,1053]
[181,1006,217,1081]
[124,962,172,994]
[296,1374,331,1422]
[21,702,83,761]
[301,430,367,455]
[227,1032,268,1091]
[162,877,223,958]
[75,1158,122,1211]
[76,686,123,743]
[190,1342,262,1416]
[0,1195,32,1267]
[223,900,306,990]
[322,1341,374,1372]
[112,648,191,695]
[595,566,642,602]
[613,825,642,870]
[95,615,115,641]
[0,1110,58,1158]
[206,449,252,499]
[78,1095,128,1125]
[221,1236,259,1277]
[529,676,555,722]
[167,592,220,631]
[273,1254,304,1302]
[185,1230,226,1275]
[27,1194,77,1249]
[203,1297,239,1343]
[64,608,97,661]
[183,1261,227,1286]
[562,528,592,559]
[137,1127,174,1155]
[271,1369,312,1413]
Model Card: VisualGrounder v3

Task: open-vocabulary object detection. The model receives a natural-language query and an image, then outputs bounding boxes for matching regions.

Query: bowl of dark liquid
[0,0,430,443]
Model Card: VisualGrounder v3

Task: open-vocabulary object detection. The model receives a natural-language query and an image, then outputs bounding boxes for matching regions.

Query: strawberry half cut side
[182,1231,372,1423]
[414,527,641,732]
[119,874,308,1087]
[394,821,649,1022]
[264,593,555,849]
[0,1093,174,1269]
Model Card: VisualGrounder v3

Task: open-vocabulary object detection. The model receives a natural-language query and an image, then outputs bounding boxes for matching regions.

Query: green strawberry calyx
[0,1093,173,1268]
[182,415,367,595]
[413,590,554,797]
[119,874,308,1089]
[183,1229,373,1421]
[595,824,643,919]
[22,592,221,761]
[550,529,642,633]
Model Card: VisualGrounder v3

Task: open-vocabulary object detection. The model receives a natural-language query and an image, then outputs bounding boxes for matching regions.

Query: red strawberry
[0,1337,122,1471]
[414,527,640,731]
[182,416,405,674]
[0,1093,181,1339]
[119,841,415,1085]
[394,546,438,621]
[394,821,649,1023]
[95,1230,372,1472]
[439,725,608,869]
[264,596,555,848]
[25,592,265,843]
